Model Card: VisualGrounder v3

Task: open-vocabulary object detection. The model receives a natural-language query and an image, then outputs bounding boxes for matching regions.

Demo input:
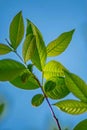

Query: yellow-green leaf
[22,34,36,62]
[43,60,68,79]
[0,59,26,81]
[0,44,12,55]
[47,29,75,57]
[26,19,47,71]
[65,72,87,102]
[9,11,24,49]
[31,94,44,107]
[54,100,87,115]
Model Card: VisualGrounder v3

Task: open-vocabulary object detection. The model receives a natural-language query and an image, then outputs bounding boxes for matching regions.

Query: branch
[40,85,62,130]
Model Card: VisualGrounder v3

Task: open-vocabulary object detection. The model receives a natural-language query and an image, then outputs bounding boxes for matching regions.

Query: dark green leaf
[65,71,87,102]
[0,44,12,55]
[47,29,75,57]
[27,64,33,72]
[31,94,44,107]
[22,34,36,62]
[10,70,39,90]
[54,100,87,115]
[26,19,47,71]
[0,103,4,115]
[0,59,26,81]
[44,80,56,92]
[44,77,69,99]
[74,119,87,130]
[43,60,68,79]
[9,11,24,49]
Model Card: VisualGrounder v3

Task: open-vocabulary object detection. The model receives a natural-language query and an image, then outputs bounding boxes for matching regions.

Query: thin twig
[40,85,62,130]
[34,73,62,130]
[14,50,24,63]
[5,38,27,67]
[5,38,11,46]
[8,48,62,130]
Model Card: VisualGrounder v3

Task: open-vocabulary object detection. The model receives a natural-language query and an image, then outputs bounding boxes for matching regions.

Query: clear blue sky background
[0,0,87,130]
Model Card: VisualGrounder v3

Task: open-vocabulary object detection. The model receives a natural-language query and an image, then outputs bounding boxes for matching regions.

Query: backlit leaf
[65,71,87,102]
[10,70,39,90]
[43,60,68,79]
[0,44,12,55]
[31,94,44,107]
[74,119,87,130]
[47,29,75,57]
[26,19,47,71]
[44,77,69,99]
[22,34,36,62]
[0,59,26,81]
[9,11,24,49]
[54,100,87,115]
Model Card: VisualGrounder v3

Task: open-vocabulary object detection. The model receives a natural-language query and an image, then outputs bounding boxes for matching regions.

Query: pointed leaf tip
[54,100,87,115]
[26,19,47,71]
[47,29,75,57]
[0,44,12,55]
[9,11,24,49]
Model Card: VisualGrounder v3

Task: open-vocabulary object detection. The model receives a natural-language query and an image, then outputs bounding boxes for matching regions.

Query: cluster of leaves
[0,11,87,129]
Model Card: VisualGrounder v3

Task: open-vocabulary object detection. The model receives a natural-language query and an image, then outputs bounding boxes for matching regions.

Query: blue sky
[0,0,87,130]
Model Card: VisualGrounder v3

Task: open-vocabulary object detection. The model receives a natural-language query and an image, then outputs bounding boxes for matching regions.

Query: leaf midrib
[47,33,70,54]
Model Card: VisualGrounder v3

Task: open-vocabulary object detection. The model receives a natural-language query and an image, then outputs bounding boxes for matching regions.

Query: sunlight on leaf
[26,19,47,71]
[47,29,75,57]
[43,60,68,79]
[22,34,36,62]
[65,71,87,102]
[9,11,24,49]
[54,100,87,115]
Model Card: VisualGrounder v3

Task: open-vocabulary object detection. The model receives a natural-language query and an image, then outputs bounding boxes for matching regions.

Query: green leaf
[27,64,33,72]
[44,77,69,99]
[65,72,87,102]
[9,11,24,49]
[0,44,12,55]
[22,34,36,62]
[44,80,56,92]
[43,60,68,79]
[0,103,4,115]
[10,70,39,90]
[0,59,26,81]
[31,94,44,107]
[74,119,87,130]
[54,100,87,115]
[26,19,47,71]
[47,29,75,57]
